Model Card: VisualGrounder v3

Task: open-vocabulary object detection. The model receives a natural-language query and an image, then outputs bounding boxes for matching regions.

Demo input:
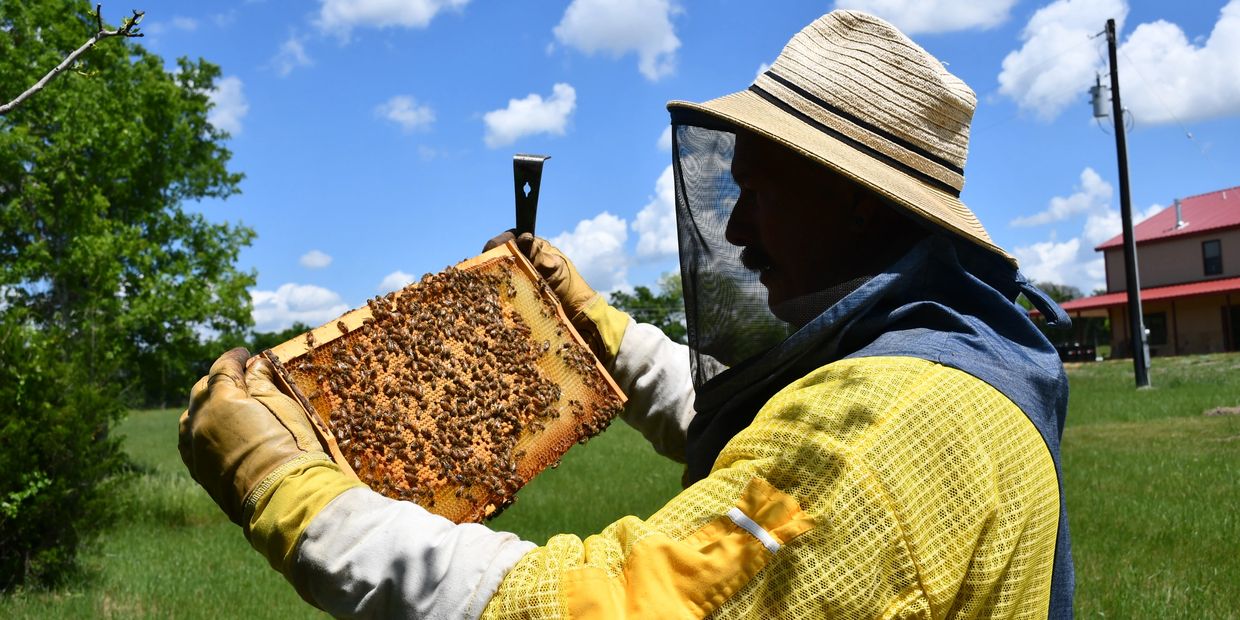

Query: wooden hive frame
[260,241,626,522]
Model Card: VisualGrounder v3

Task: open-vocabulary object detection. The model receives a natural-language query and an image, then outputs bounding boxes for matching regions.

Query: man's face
[725,131,868,308]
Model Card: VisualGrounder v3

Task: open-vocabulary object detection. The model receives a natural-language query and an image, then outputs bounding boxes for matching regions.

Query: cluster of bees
[278,259,623,519]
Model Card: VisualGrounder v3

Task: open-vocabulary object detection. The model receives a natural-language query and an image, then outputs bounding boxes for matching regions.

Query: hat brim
[668,91,1015,265]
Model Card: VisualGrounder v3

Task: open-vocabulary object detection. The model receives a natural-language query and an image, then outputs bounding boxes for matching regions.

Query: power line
[1117,46,1219,171]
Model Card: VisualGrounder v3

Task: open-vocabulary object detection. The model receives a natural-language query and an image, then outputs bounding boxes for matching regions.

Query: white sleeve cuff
[293,487,535,620]
[609,319,697,462]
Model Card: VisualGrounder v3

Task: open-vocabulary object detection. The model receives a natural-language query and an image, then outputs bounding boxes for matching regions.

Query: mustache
[739,245,773,273]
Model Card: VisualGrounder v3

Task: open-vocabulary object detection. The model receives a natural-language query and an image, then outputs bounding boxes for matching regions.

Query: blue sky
[130,0,1240,331]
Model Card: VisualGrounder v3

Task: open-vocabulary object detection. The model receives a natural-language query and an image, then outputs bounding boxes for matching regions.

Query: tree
[1017,281,1111,348]
[249,322,313,354]
[1035,282,1082,304]
[0,4,145,115]
[0,311,128,589]
[1017,281,1081,312]
[0,0,254,588]
[609,273,687,344]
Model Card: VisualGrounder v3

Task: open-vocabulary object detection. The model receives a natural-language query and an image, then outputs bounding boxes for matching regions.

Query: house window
[1146,312,1168,346]
[1203,239,1223,276]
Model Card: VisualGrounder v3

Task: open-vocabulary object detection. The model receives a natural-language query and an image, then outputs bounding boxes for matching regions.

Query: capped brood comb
[262,241,626,522]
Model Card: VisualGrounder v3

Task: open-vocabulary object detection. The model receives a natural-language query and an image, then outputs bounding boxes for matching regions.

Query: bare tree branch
[0,5,144,116]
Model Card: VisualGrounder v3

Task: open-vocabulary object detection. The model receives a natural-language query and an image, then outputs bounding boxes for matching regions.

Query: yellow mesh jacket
[482,356,1059,619]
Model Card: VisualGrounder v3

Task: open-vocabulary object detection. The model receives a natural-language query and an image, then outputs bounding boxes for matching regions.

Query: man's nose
[725,189,755,247]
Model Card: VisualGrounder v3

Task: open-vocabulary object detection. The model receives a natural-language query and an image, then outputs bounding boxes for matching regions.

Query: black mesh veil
[672,118,794,389]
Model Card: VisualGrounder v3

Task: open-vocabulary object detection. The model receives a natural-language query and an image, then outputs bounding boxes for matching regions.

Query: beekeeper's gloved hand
[179,348,339,526]
[485,231,629,365]
[181,348,364,580]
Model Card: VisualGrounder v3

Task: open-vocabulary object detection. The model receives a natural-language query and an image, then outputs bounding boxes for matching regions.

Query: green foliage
[0,316,128,590]
[0,410,325,617]
[1036,281,1082,303]
[609,273,688,344]
[0,0,255,406]
[248,322,313,355]
[1017,280,1082,312]
[683,270,791,366]
[0,0,252,588]
[1018,281,1110,347]
[1041,281,1108,349]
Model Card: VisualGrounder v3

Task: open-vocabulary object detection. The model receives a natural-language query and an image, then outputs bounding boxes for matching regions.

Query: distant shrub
[0,316,127,590]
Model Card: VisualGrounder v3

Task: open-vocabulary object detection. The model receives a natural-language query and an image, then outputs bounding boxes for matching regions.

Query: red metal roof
[1096,186,1240,250]
[1056,275,1240,313]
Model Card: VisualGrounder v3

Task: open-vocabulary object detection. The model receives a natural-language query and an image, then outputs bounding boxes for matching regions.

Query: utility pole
[1105,17,1150,387]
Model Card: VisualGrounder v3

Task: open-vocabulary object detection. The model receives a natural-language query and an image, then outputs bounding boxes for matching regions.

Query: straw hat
[668,10,1014,264]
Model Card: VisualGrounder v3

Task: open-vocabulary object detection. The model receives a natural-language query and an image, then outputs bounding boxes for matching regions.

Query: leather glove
[179,348,331,527]
[485,231,630,365]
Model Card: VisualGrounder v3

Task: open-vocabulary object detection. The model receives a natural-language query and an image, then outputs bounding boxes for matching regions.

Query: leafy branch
[0,4,144,115]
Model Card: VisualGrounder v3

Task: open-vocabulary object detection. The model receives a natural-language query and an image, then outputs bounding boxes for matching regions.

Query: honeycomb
[262,243,626,523]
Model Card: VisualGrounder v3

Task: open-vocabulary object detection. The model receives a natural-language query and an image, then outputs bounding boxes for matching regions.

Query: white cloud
[1081,209,1123,247]
[1082,202,1163,246]
[999,0,1240,124]
[213,10,238,28]
[251,283,350,332]
[273,35,313,76]
[376,95,435,132]
[833,0,1017,34]
[657,126,672,152]
[207,76,248,135]
[418,145,440,161]
[1011,167,1164,291]
[1013,237,1100,289]
[1011,167,1111,227]
[483,83,576,148]
[998,0,1126,121]
[633,165,677,260]
[1010,167,1111,290]
[146,16,199,36]
[550,212,629,292]
[299,249,333,269]
[377,270,415,293]
[1115,1,1240,124]
[553,0,681,81]
[316,0,469,38]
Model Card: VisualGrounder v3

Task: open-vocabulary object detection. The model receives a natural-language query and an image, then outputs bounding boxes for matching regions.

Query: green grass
[488,422,683,543]
[2,354,1238,618]
[1062,353,1240,618]
[1066,353,1240,424]
[0,409,322,619]
[0,412,681,619]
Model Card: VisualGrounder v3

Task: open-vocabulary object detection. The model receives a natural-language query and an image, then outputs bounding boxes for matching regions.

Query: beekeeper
[180,10,1073,619]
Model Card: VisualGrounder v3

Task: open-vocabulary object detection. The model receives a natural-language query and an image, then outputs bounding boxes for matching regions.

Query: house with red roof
[1057,185,1240,357]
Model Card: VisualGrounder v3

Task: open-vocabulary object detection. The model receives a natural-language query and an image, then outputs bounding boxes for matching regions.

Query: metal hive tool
[262,241,626,523]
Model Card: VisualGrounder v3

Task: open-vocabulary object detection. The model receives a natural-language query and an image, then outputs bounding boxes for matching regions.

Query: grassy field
[2,353,1237,618]
[0,411,683,619]
[1061,354,1240,618]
